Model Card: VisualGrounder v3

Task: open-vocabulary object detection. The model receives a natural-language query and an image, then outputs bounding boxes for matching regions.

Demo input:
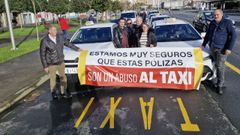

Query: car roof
[80,23,116,29]
[121,10,137,13]
[151,15,169,19]
[154,19,189,26]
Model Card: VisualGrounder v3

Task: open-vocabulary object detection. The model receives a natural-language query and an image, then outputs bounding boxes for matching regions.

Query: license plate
[65,68,78,74]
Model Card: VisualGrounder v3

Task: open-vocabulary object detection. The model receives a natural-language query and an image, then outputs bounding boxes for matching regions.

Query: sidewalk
[0,50,49,113]
[0,32,76,114]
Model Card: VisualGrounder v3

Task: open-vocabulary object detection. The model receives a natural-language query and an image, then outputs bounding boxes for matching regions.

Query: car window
[121,13,136,18]
[71,27,112,44]
[155,24,201,42]
[204,12,214,20]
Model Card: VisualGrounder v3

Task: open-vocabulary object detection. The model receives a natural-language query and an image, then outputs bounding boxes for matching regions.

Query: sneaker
[61,93,72,99]
[216,86,223,95]
[51,91,58,99]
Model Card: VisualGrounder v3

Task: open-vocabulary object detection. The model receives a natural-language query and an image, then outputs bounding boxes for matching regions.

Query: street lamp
[31,0,39,41]
[4,0,16,50]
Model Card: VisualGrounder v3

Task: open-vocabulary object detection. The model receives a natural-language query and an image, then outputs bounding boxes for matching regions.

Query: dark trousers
[211,48,228,87]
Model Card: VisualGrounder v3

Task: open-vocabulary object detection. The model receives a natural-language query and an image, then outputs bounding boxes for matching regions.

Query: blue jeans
[62,30,69,40]
[211,48,228,87]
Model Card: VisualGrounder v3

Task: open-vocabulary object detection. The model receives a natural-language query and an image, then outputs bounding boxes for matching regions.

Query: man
[132,16,143,47]
[201,9,237,95]
[40,26,82,99]
[113,18,129,48]
[59,17,70,40]
[126,19,135,48]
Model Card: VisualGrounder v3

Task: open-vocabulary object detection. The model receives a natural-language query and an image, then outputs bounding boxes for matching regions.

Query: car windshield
[204,12,214,20]
[71,27,112,44]
[155,24,201,42]
[121,13,135,18]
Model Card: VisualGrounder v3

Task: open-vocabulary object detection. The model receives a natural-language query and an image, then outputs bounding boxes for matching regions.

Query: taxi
[63,22,117,84]
[153,18,216,81]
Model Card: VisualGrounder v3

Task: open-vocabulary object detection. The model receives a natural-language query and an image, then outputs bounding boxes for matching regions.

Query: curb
[0,75,49,114]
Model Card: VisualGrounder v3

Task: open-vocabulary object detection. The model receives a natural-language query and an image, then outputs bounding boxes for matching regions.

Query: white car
[153,18,216,81]
[64,23,117,84]
[148,15,170,27]
[120,10,137,23]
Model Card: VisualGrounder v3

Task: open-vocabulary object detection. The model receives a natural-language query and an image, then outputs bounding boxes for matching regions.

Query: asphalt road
[0,10,240,135]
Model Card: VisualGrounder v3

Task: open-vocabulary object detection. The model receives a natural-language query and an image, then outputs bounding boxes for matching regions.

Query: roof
[80,23,116,29]
[121,10,137,13]
[151,15,169,19]
[154,18,189,26]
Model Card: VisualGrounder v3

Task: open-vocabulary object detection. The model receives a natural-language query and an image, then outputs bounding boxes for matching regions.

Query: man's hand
[150,44,154,48]
[44,68,48,73]
[200,45,204,49]
[225,49,231,55]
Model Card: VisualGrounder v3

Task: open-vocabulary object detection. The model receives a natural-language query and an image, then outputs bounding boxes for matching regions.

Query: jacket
[139,30,157,47]
[202,18,237,51]
[132,24,143,47]
[40,34,79,68]
[113,26,129,48]
[59,18,69,30]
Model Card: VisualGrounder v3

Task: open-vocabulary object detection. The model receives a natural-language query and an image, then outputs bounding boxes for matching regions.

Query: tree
[70,0,89,13]
[0,0,5,13]
[47,0,69,14]
[110,0,122,13]
[91,0,111,13]
[91,0,111,21]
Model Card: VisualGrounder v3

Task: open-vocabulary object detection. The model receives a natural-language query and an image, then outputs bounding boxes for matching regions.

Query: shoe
[216,86,223,95]
[51,91,58,99]
[61,93,72,99]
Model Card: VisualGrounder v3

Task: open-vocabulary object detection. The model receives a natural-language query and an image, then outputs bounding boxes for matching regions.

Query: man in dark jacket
[113,18,129,48]
[40,26,82,99]
[132,16,143,47]
[201,9,237,95]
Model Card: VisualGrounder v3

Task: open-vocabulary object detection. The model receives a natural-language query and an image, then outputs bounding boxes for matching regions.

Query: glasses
[127,22,132,24]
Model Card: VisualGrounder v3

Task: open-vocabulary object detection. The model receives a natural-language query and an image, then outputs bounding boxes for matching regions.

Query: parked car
[63,23,117,87]
[120,11,137,23]
[154,18,216,82]
[193,10,235,32]
[148,15,170,27]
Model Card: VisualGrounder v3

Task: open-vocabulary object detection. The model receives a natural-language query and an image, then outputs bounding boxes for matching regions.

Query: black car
[193,10,235,32]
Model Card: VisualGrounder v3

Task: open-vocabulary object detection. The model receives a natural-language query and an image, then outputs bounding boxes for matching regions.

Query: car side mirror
[201,32,206,38]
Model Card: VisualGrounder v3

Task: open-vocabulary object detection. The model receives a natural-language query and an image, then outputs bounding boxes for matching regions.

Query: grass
[0,39,40,63]
[0,19,108,63]
[0,25,47,39]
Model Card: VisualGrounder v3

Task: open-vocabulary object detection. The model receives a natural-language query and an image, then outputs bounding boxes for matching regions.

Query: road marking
[74,97,95,128]
[139,97,154,130]
[177,98,200,132]
[100,97,122,129]
[225,61,240,74]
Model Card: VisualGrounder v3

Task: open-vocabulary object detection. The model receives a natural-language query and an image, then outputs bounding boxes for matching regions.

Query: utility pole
[4,0,16,50]
[31,0,39,41]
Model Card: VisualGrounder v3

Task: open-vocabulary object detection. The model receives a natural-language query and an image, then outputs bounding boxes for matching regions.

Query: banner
[78,48,203,90]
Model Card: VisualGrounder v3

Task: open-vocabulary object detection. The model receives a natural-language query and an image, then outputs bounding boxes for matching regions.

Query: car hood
[64,42,114,60]
[157,40,210,58]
